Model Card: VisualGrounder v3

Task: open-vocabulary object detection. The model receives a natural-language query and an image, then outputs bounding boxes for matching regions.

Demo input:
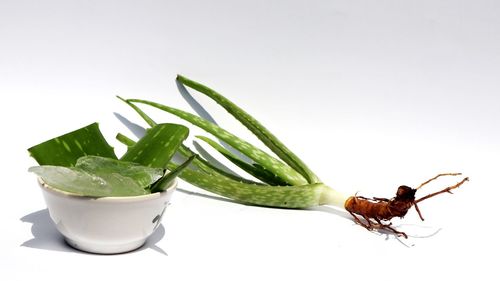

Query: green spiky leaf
[177,75,320,184]
[125,99,308,186]
[167,161,339,208]
[116,133,136,147]
[150,155,196,193]
[121,123,189,168]
[28,123,117,167]
[196,135,289,186]
[113,104,263,185]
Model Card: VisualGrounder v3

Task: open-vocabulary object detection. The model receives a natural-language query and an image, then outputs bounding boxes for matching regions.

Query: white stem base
[319,186,349,209]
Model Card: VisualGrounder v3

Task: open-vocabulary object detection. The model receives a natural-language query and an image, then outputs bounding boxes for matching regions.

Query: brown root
[345,174,469,239]
[347,211,408,239]
[415,177,469,204]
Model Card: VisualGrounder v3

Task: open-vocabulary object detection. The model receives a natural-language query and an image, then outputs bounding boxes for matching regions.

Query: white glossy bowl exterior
[38,178,176,254]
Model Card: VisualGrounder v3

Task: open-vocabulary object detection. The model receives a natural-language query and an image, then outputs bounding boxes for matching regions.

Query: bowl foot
[64,237,147,254]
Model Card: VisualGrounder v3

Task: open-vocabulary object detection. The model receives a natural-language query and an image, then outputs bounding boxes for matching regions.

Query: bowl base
[64,237,147,254]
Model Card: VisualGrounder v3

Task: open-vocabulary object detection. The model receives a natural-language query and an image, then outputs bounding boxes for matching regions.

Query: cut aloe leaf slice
[28,123,117,167]
[75,156,163,188]
[121,123,189,168]
[29,165,149,197]
[30,156,168,197]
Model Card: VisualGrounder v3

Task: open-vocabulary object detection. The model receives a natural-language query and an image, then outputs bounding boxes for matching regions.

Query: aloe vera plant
[28,122,193,197]
[27,75,465,239]
[28,75,465,239]
[119,75,349,209]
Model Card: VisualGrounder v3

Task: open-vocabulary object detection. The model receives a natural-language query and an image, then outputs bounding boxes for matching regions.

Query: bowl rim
[37,177,177,203]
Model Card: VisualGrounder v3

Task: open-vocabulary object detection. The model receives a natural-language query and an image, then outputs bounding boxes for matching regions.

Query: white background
[1,0,499,280]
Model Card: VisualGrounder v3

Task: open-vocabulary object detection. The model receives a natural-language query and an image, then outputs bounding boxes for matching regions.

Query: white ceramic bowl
[38,178,176,254]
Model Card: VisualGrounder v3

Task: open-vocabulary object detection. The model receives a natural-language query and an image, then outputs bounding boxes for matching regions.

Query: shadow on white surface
[377,225,442,248]
[313,206,442,247]
[113,112,146,138]
[20,209,168,255]
[176,78,218,126]
[20,209,74,253]
[311,205,353,221]
[176,187,241,205]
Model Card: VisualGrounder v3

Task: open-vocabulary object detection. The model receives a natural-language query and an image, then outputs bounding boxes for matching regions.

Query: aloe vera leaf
[28,123,117,167]
[121,123,189,168]
[196,135,289,186]
[178,144,263,185]
[29,165,149,197]
[126,99,308,186]
[251,163,289,186]
[75,156,163,188]
[167,161,338,208]
[117,96,157,127]
[150,155,196,193]
[116,133,136,147]
[177,75,320,184]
